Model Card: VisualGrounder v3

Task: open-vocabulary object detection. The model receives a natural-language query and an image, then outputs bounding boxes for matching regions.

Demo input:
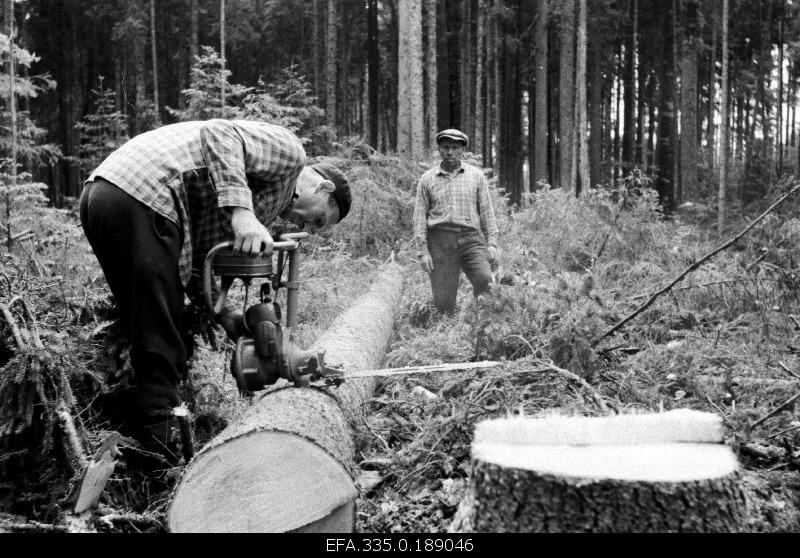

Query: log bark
[167,265,403,533]
[451,410,749,532]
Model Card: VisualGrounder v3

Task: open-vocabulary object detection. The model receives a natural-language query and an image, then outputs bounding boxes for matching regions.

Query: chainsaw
[204,234,502,392]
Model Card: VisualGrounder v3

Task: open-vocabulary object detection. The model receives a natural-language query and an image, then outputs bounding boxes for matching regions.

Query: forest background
[1,0,800,533]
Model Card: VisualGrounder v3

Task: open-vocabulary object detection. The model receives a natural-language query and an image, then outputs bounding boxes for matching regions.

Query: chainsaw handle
[203,243,236,318]
[203,235,308,318]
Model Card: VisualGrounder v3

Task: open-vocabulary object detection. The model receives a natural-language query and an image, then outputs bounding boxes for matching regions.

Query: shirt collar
[436,162,464,176]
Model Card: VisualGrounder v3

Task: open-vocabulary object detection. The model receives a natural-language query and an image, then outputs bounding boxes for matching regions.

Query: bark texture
[167,264,403,533]
[465,463,748,532]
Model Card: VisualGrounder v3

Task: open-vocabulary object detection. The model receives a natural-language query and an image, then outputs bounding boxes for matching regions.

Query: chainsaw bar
[320,360,502,383]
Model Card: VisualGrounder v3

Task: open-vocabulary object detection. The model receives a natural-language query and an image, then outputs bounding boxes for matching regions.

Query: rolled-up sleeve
[477,173,499,247]
[200,119,253,211]
[412,176,431,254]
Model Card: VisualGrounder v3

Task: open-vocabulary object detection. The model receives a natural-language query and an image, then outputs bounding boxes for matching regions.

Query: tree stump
[451,409,749,532]
[167,264,402,533]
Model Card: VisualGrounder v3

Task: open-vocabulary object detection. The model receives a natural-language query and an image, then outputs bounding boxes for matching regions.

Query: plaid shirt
[412,162,499,255]
[87,119,306,292]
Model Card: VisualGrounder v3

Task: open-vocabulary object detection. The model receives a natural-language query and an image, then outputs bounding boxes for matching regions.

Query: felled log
[167,264,402,533]
[451,409,749,532]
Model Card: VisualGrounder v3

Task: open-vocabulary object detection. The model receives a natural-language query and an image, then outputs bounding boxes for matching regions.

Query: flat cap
[435,129,469,146]
[311,162,352,222]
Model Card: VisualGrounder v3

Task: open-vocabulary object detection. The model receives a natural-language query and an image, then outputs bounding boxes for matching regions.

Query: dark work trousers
[427,226,493,314]
[80,178,190,425]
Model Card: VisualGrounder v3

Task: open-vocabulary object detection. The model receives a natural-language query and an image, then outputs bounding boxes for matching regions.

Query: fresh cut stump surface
[168,264,403,533]
[453,409,749,532]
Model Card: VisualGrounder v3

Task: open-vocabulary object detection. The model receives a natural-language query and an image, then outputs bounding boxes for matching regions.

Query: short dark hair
[311,163,352,222]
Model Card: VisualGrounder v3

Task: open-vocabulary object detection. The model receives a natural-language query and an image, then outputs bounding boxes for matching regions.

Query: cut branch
[593,181,800,346]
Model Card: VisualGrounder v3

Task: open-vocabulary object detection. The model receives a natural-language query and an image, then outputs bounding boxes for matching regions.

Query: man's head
[436,129,468,170]
[281,163,351,233]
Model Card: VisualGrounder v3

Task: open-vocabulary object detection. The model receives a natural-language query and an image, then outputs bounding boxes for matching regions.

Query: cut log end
[474,442,737,482]
[168,431,357,533]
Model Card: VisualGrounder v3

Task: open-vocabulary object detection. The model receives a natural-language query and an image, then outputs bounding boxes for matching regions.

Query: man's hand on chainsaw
[230,207,274,257]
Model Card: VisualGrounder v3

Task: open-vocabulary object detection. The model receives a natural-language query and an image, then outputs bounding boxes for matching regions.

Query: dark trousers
[80,179,190,422]
[427,227,493,314]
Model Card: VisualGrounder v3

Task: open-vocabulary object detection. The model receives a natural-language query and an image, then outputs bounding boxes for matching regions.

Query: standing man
[80,119,351,461]
[413,129,499,314]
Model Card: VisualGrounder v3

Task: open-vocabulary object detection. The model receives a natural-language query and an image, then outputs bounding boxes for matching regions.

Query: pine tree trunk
[5,0,17,247]
[656,0,676,213]
[435,0,450,132]
[492,0,501,167]
[534,0,549,187]
[614,50,621,180]
[574,0,589,195]
[397,0,424,158]
[367,0,380,148]
[325,0,338,127]
[133,5,146,133]
[475,0,486,162]
[220,0,226,109]
[622,0,636,169]
[558,0,575,191]
[679,1,698,202]
[150,0,160,124]
[425,0,437,151]
[707,0,717,170]
[718,0,729,233]
[190,0,199,61]
[313,0,322,100]
[777,17,784,173]
[463,0,475,142]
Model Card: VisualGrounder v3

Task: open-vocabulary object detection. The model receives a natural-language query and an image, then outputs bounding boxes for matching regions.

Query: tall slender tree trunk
[189,0,198,95]
[220,0,226,108]
[614,50,621,181]
[462,0,475,141]
[493,0,501,168]
[756,0,773,167]
[133,6,147,133]
[435,0,450,131]
[656,0,677,212]
[326,0,338,127]
[646,74,656,168]
[574,0,589,195]
[425,0,438,151]
[190,0,199,61]
[475,0,486,161]
[5,0,17,247]
[367,0,380,148]
[777,16,784,173]
[589,21,603,187]
[679,1,698,201]
[718,0,729,233]
[397,0,424,158]
[622,0,636,169]
[150,0,160,124]
[313,0,322,98]
[707,0,717,169]
[534,0,549,187]
[558,0,575,191]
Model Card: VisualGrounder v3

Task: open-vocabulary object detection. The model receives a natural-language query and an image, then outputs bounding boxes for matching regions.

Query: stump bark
[167,264,402,533]
[452,409,749,533]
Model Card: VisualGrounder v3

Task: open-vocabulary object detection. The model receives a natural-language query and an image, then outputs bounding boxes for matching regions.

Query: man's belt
[429,223,476,233]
